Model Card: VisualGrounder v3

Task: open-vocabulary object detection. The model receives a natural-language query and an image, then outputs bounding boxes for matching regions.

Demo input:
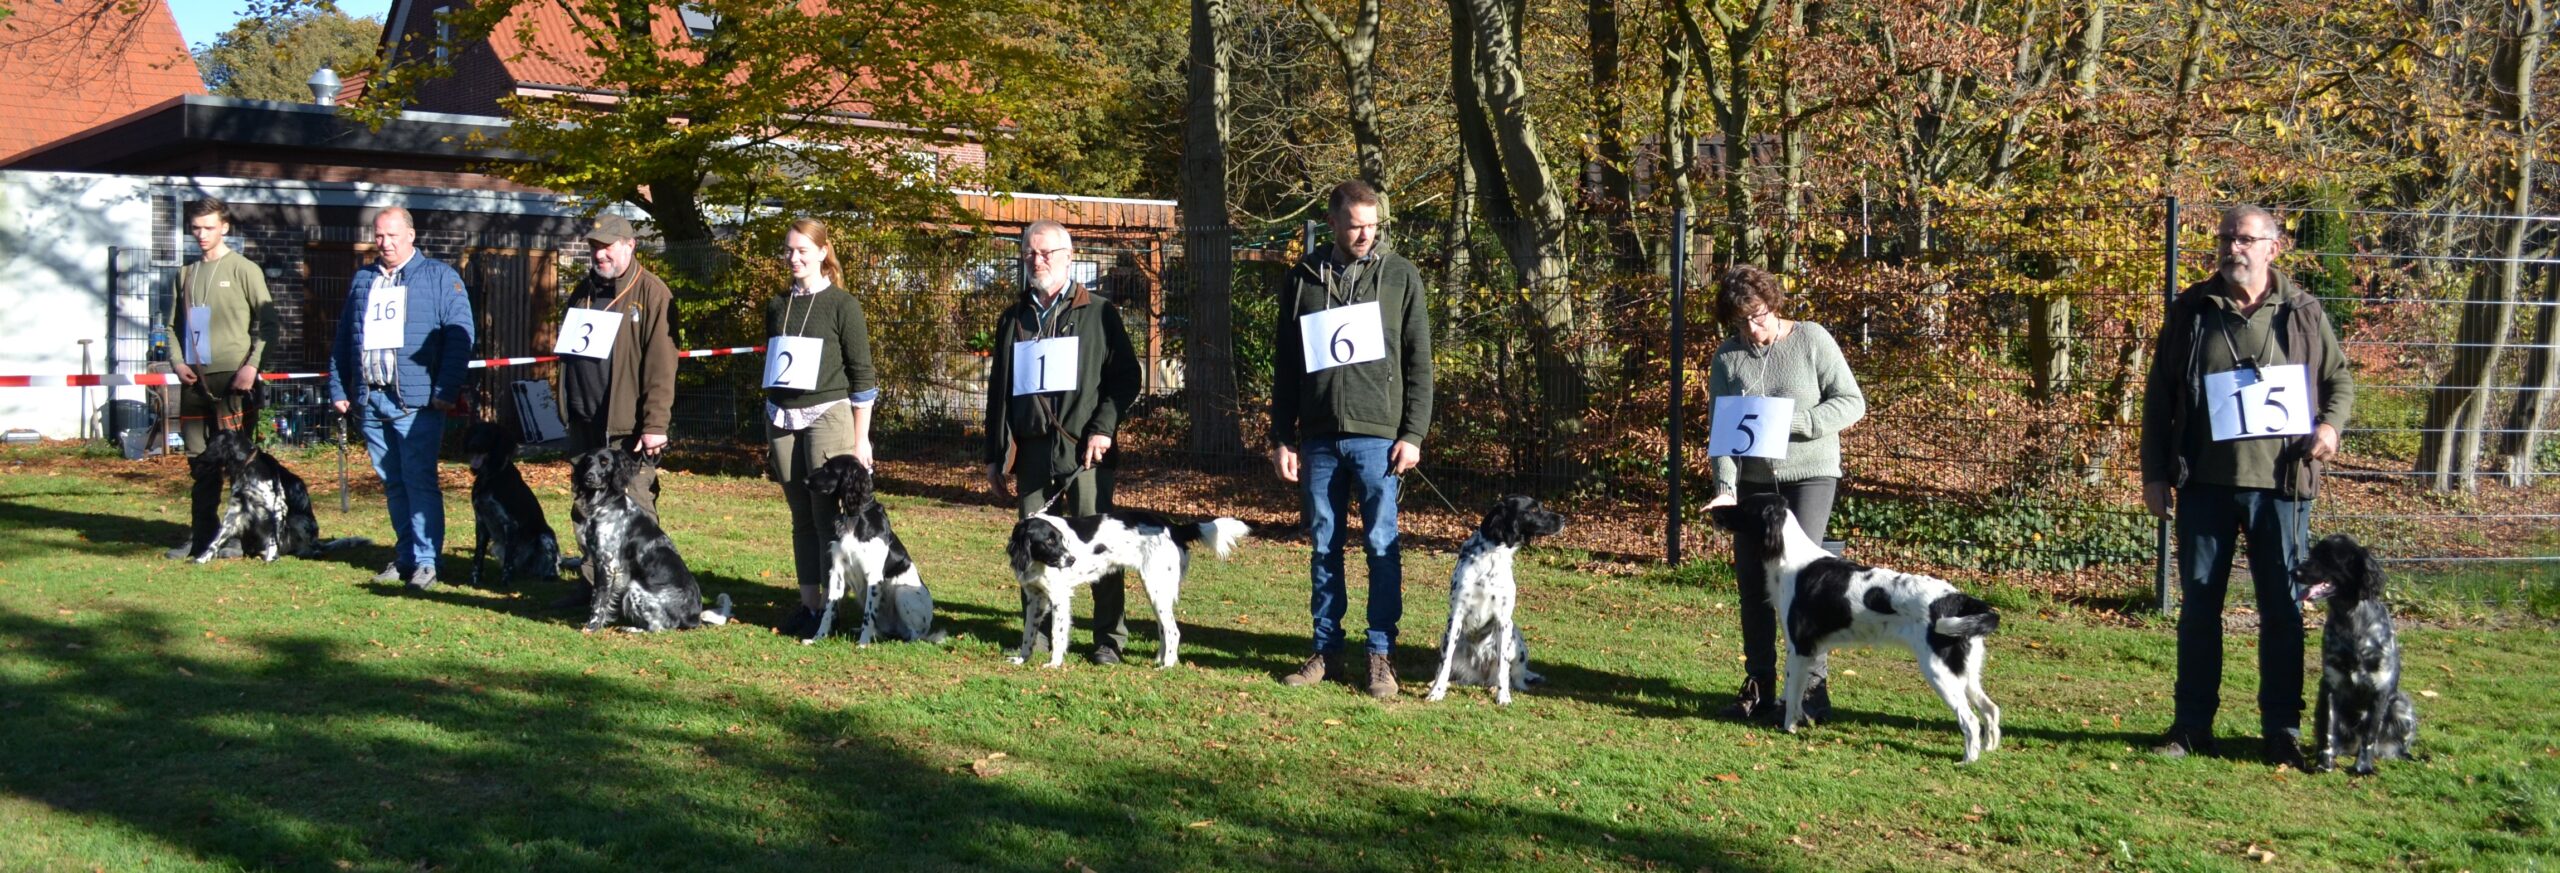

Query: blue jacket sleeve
[327,272,364,404]
[430,264,475,404]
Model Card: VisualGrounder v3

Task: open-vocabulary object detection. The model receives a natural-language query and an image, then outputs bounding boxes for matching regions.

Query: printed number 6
[1731,413,1760,455]
[1330,324,1356,363]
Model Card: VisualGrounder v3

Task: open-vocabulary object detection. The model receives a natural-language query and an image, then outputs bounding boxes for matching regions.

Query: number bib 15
[1011,336,1080,395]
[554,307,622,359]
[1707,395,1794,459]
[2204,363,2313,441]
[1299,301,1387,373]
[184,305,212,367]
[763,335,823,390]
[361,285,407,351]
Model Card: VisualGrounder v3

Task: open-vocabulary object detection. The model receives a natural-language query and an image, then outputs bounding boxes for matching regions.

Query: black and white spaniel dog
[1005,510,1248,668]
[1425,495,1566,705]
[570,448,730,633]
[805,455,940,645]
[2297,534,2418,775]
[463,421,560,589]
[1710,493,2004,763]
[190,430,362,562]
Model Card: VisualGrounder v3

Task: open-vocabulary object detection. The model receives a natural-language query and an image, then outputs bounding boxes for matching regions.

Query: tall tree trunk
[2502,260,2560,484]
[2494,0,2549,486]
[1589,0,1644,272]
[1291,0,1387,204]
[1181,0,1242,456]
[2022,0,2107,402]
[2419,0,2540,491]
[1658,1,1695,277]
[1677,0,1777,267]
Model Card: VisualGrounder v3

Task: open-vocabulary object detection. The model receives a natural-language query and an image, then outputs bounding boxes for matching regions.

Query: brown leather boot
[1366,653,1399,699]
[1280,652,1344,686]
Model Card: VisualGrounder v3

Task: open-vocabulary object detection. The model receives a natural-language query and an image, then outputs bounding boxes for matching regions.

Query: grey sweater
[1707,321,1866,496]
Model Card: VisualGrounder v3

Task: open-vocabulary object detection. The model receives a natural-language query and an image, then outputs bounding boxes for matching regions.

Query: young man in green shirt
[165,197,278,559]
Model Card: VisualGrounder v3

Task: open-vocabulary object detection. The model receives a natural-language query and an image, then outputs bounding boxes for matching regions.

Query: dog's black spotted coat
[463,422,560,588]
[806,455,937,644]
[1426,495,1565,704]
[572,448,713,632]
[2299,534,2418,775]
[191,430,332,563]
[1005,510,1248,668]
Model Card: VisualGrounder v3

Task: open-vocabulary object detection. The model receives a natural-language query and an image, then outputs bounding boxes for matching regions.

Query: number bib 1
[184,305,212,367]
[554,307,623,359]
[361,285,407,351]
[1707,395,1794,459]
[2204,363,2313,441]
[1011,336,1080,395]
[763,335,823,390]
[1300,301,1387,373]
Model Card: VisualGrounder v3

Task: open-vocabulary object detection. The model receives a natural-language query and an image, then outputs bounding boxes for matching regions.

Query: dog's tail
[699,593,734,626]
[1172,517,1250,559]
[1930,594,2001,638]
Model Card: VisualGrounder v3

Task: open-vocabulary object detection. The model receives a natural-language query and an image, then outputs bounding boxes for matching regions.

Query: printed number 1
[1035,354,1047,390]
[1732,413,1760,455]
[1330,324,1355,363]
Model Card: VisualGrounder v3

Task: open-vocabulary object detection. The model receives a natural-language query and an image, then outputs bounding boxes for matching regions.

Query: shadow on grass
[0,494,190,561]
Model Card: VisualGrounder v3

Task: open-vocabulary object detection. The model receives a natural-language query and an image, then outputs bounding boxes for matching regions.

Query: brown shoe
[1280,652,1344,687]
[1366,653,1399,699]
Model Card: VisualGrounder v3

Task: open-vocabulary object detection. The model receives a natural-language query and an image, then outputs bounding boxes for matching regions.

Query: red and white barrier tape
[2,345,770,387]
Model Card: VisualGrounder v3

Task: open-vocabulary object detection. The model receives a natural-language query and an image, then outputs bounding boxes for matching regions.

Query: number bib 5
[763,335,823,390]
[361,285,407,351]
[1299,301,1387,373]
[1011,336,1080,395]
[1708,395,1794,459]
[554,307,623,359]
[2204,363,2313,441]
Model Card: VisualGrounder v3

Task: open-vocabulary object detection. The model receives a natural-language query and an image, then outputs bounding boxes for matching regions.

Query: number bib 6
[1708,395,1794,459]
[361,285,407,351]
[1011,336,1080,395]
[2205,363,2312,441]
[1299,301,1387,373]
[554,307,623,359]
[763,334,823,390]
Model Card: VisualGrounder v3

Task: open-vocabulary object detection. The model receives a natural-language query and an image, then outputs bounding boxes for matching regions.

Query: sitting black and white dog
[570,448,730,633]
[1425,495,1565,705]
[1710,493,2004,763]
[463,421,560,589]
[2297,534,2418,775]
[1005,510,1248,668]
[805,455,940,645]
[190,430,362,562]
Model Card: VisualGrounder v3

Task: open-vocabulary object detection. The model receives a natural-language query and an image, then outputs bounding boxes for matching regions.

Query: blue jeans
[360,391,447,573]
[1302,435,1402,655]
[2172,482,2311,740]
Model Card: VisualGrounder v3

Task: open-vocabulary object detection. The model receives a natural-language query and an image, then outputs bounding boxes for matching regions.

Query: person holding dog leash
[552,214,681,609]
[327,206,476,592]
[165,196,279,560]
[764,218,880,641]
[983,219,1142,665]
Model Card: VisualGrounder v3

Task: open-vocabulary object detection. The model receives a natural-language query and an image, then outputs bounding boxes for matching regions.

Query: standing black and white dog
[570,448,730,633]
[1710,493,2004,762]
[1425,495,1566,705]
[2297,534,2418,775]
[463,421,560,588]
[190,430,361,562]
[1005,510,1248,668]
[804,455,939,645]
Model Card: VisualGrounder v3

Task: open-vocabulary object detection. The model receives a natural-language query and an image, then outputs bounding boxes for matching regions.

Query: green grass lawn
[0,447,2554,871]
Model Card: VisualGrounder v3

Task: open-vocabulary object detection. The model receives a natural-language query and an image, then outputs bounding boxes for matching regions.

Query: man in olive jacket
[984,220,1142,664]
[555,214,679,606]
[1271,180,1434,699]
[166,196,279,559]
[2140,204,2355,768]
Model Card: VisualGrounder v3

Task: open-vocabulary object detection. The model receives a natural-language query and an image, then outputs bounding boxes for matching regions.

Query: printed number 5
[2258,385,2291,433]
[1731,413,1759,455]
[1330,324,1356,363]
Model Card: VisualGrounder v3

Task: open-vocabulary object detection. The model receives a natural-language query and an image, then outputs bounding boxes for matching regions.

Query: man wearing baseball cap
[555,214,680,605]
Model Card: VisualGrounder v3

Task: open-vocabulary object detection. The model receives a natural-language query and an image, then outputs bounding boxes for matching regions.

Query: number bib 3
[1708,395,1794,459]
[555,307,623,359]
[1011,336,1080,395]
[2204,363,2313,441]
[1299,301,1387,373]
[361,285,407,351]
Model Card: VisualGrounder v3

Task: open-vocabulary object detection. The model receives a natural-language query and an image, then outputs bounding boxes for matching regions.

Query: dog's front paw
[191,553,212,565]
[1495,690,1514,706]
[1006,655,1027,665]
[1425,684,1449,702]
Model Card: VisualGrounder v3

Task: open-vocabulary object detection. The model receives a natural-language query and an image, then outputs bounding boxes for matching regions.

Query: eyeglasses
[2214,233,2277,248]
[1023,246,1072,262]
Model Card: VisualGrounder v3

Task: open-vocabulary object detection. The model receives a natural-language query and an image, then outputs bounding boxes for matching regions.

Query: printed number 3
[573,322,594,353]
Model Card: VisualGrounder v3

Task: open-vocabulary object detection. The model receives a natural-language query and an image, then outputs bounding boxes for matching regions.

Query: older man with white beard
[2139,204,2355,768]
[553,214,680,608]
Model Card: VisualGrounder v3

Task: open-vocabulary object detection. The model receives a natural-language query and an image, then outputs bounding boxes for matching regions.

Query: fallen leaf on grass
[2418,689,2439,698]
[1322,718,1342,726]
[1187,819,1214,828]
[1713,773,1740,783]
[176,667,193,677]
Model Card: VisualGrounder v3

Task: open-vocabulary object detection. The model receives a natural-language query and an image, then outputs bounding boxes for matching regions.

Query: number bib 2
[1011,336,1080,395]
[1299,301,1387,373]
[554,307,623,359]
[763,335,823,390]
[360,285,407,351]
[2204,363,2313,441]
[1708,395,1794,459]
[184,305,212,367]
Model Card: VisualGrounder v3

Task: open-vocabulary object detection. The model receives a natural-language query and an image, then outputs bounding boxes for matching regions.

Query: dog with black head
[570,447,729,632]
[191,429,354,562]
[1005,510,1248,668]
[804,454,939,645]
[1425,495,1566,705]
[463,421,560,589]
[2297,533,2418,775]
[1710,492,2003,763]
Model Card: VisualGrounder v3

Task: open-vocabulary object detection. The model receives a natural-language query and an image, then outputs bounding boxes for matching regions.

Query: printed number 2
[1330,324,1356,363]
[1731,413,1760,455]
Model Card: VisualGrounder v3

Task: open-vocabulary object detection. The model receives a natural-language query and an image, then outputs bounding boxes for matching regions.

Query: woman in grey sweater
[1701,264,1866,723]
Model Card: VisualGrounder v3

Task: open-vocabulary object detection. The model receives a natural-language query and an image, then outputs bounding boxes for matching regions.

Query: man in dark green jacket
[554,214,680,607]
[984,220,1142,664]
[1271,180,1434,699]
[2140,204,2355,768]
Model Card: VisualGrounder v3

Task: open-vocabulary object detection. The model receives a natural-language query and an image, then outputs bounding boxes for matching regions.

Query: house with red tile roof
[0,0,206,162]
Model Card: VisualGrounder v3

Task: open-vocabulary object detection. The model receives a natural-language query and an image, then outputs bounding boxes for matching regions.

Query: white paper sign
[361,285,407,351]
[553,307,623,359]
[2204,363,2313,441]
[1010,336,1081,395]
[184,305,212,367]
[1299,301,1387,373]
[1708,395,1795,459]
[763,334,823,390]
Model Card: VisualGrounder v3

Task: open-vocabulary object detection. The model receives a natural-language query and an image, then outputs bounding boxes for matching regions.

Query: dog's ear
[1706,503,1747,533]
[1747,494,1793,558]
[2347,536,2386,601]
[1479,496,1525,546]
[806,456,844,497]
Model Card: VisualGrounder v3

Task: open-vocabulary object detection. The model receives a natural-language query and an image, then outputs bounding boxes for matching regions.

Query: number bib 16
[554,307,622,359]
[361,285,407,351]
[1299,301,1387,373]
[1707,395,1794,459]
[2204,363,2313,441]
[763,335,823,390]
[184,305,212,367]
[1011,336,1080,395]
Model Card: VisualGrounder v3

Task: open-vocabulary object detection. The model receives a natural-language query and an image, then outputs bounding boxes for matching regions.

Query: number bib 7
[763,335,823,390]
[554,307,622,359]
[184,305,212,367]
[361,285,407,351]
[1299,301,1387,373]
[1011,336,1080,395]
[2204,363,2313,441]
[1707,395,1794,459]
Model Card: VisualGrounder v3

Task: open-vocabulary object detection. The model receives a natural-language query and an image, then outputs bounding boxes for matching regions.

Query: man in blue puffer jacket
[328,206,476,591]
